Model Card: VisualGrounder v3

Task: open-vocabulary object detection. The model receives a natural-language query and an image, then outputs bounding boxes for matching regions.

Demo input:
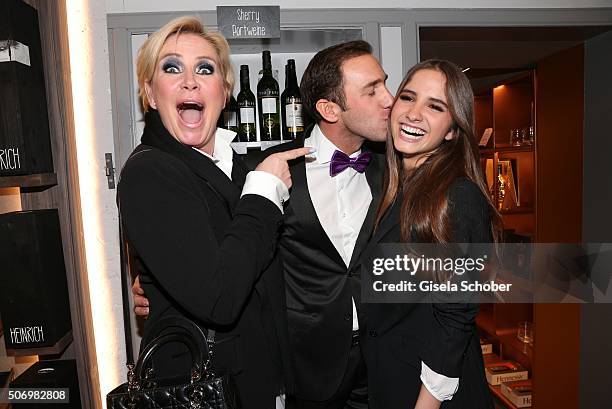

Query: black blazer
[259,126,385,400]
[362,178,494,409]
[117,111,291,408]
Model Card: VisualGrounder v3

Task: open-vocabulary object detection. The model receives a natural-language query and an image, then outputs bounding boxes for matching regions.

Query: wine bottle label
[285,103,304,127]
[265,116,278,129]
[224,111,237,127]
[262,98,278,114]
[259,89,279,98]
[240,107,255,123]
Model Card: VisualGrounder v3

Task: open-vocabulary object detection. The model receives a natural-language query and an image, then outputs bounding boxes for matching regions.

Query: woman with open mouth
[116,16,310,408]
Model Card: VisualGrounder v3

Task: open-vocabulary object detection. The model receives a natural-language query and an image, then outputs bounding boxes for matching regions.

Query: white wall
[65,0,124,403]
[106,0,612,14]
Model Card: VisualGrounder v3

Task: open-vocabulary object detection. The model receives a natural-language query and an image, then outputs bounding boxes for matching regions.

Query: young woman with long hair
[363,59,502,409]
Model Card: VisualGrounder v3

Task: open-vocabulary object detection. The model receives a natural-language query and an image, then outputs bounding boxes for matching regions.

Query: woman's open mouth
[177,101,203,127]
[399,124,426,141]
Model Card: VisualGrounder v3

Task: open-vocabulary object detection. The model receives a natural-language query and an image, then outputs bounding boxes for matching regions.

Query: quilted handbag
[106,316,239,409]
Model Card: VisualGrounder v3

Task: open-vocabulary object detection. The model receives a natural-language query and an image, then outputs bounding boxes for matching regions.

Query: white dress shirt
[194,127,288,212]
[304,125,372,331]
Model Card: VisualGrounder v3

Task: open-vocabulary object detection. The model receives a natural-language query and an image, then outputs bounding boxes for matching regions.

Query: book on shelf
[501,379,532,408]
[485,360,528,385]
[479,127,493,146]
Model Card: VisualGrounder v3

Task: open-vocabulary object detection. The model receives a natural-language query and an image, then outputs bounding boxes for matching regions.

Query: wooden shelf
[476,44,583,409]
[230,140,291,154]
[500,207,534,215]
[0,173,57,191]
[480,145,535,155]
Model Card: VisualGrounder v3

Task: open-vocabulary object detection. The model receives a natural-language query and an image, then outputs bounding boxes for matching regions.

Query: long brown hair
[375,59,502,243]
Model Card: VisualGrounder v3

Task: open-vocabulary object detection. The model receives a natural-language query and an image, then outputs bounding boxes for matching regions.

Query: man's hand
[132,275,150,318]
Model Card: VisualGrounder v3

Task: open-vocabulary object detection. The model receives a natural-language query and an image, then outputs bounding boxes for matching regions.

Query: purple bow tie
[329,150,372,177]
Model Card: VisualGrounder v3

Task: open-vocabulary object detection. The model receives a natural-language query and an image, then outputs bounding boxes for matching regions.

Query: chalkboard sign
[217,6,280,39]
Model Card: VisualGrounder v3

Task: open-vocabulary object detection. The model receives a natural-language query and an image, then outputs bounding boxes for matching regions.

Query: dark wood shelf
[480,145,535,155]
[500,207,534,215]
[230,140,290,154]
[0,173,57,190]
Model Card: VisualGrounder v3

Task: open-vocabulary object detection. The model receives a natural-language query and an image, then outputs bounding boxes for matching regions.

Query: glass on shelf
[517,321,534,344]
[511,129,522,146]
[526,126,535,145]
[520,128,528,146]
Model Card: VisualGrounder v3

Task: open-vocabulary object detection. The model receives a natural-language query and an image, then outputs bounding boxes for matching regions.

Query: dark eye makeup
[161,58,182,74]
[195,61,215,75]
[160,57,215,76]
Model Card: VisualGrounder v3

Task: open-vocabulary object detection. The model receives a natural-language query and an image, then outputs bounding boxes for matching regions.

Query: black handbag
[106,316,239,409]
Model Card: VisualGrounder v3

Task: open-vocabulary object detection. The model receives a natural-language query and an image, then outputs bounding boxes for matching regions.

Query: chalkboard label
[217,6,280,39]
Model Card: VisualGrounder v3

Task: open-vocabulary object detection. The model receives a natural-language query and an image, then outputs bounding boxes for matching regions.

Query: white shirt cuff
[420,361,459,401]
[241,170,289,213]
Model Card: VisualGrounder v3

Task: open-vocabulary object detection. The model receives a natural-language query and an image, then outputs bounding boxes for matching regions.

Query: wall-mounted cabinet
[474,45,584,409]
[476,70,536,240]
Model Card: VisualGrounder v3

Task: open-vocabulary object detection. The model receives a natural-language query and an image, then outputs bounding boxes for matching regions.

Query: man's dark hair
[300,40,373,123]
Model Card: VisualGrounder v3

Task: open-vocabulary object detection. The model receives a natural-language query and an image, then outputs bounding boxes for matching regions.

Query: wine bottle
[281,59,304,140]
[237,65,257,142]
[257,50,281,141]
[219,95,239,138]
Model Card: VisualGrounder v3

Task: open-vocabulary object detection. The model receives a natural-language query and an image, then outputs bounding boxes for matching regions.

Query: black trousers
[287,336,368,409]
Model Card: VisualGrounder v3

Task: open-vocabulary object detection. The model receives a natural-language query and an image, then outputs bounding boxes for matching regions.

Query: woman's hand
[132,275,150,318]
[414,384,442,409]
[255,147,314,189]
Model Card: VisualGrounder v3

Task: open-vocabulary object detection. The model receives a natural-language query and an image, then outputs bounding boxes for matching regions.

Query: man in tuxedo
[276,41,392,409]
[133,41,393,408]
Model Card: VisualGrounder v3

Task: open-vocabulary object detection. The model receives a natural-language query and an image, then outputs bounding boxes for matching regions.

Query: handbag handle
[131,316,217,392]
[134,330,204,384]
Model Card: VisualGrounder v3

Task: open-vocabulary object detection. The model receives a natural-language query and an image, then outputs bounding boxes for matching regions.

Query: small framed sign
[217,6,281,39]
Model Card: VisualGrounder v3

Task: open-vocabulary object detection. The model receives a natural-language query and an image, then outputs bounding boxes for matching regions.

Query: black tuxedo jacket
[118,111,291,408]
[258,126,385,400]
[361,178,494,409]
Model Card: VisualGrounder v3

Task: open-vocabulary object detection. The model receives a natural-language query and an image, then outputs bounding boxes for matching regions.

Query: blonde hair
[136,16,234,112]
